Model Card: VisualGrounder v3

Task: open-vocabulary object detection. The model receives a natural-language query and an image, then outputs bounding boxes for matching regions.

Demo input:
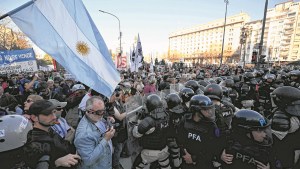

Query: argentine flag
[6,0,120,97]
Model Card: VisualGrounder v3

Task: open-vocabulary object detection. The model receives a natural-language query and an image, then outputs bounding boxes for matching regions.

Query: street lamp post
[258,0,268,68]
[220,0,229,67]
[99,10,122,55]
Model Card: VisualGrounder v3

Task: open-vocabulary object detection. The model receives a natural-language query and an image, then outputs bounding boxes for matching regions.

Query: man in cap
[24,100,80,169]
[49,99,75,143]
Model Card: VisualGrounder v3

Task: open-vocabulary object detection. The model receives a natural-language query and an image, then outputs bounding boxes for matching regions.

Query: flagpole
[0,1,34,20]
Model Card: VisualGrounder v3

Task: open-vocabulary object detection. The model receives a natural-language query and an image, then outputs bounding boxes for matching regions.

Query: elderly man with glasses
[74,96,115,169]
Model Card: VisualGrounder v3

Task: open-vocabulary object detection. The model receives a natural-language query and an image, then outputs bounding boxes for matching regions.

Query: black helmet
[224,79,235,88]
[290,70,300,78]
[233,75,241,83]
[146,94,163,113]
[271,86,300,116]
[166,93,184,114]
[263,73,276,82]
[189,95,215,121]
[185,80,199,92]
[179,88,195,103]
[190,95,214,110]
[196,74,204,80]
[204,84,223,101]
[232,110,270,131]
[232,110,272,145]
[208,79,217,84]
[198,80,209,87]
[215,77,223,84]
[243,72,255,82]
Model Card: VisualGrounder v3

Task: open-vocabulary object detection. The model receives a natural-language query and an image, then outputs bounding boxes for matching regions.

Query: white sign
[0,60,38,74]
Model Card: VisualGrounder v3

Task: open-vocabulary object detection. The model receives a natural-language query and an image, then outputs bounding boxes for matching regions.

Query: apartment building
[168,13,250,64]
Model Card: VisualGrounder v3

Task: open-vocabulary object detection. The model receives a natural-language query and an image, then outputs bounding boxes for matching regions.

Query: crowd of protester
[0,63,300,169]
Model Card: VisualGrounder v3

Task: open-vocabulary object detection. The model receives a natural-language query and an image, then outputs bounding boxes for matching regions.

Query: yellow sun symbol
[76,41,90,56]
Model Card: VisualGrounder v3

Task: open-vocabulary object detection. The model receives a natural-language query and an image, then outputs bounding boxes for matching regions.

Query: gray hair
[86,96,104,111]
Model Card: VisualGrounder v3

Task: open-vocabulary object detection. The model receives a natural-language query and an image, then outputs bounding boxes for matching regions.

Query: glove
[271,111,290,132]
[138,117,156,135]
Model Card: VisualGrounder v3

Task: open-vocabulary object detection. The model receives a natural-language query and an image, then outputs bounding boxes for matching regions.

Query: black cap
[29,100,57,116]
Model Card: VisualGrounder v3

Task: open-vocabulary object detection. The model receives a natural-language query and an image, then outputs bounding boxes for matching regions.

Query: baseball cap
[48,99,67,108]
[29,100,57,116]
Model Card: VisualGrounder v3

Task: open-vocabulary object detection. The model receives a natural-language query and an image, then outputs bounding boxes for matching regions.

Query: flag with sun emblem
[6,0,120,97]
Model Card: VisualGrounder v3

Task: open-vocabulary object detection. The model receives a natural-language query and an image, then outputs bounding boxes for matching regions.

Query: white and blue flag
[6,0,120,97]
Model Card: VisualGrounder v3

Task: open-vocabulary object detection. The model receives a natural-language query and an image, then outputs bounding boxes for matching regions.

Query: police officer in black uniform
[239,72,257,109]
[177,95,225,169]
[221,110,275,169]
[256,73,277,117]
[204,84,236,129]
[165,93,185,168]
[132,94,170,169]
[270,86,300,169]
[288,70,300,89]
[179,88,195,112]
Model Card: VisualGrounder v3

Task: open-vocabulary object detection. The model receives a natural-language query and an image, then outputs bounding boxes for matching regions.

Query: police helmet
[290,70,300,78]
[204,84,223,101]
[243,72,255,82]
[272,86,300,116]
[0,115,33,152]
[233,75,241,83]
[179,88,195,103]
[224,79,235,88]
[215,77,223,84]
[232,110,270,131]
[263,73,276,82]
[166,93,184,114]
[232,110,272,145]
[189,95,215,121]
[189,95,214,111]
[146,94,163,113]
[185,80,199,92]
[208,79,217,84]
[198,80,209,87]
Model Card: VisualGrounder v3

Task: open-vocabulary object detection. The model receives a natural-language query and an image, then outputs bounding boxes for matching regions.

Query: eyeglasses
[88,109,105,116]
[26,99,33,103]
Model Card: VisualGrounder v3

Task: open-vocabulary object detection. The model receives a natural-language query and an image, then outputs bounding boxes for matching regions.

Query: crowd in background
[0,63,300,169]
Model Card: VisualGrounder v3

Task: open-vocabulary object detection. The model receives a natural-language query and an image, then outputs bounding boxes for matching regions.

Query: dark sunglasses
[26,99,33,103]
[56,107,63,111]
[88,109,105,116]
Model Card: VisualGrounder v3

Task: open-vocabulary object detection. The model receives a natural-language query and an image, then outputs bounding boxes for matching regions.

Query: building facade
[264,0,300,63]
[168,13,250,64]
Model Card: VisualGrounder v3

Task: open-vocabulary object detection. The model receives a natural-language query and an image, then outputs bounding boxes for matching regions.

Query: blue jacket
[74,116,112,169]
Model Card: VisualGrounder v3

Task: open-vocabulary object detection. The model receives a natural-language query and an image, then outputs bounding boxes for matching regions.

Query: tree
[161,59,165,65]
[0,22,31,50]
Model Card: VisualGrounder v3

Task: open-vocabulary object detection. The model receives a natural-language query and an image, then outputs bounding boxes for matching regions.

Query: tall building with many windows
[264,0,300,63]
[168,13,250,64]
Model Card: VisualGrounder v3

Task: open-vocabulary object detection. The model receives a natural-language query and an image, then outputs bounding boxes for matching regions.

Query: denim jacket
[74,116,112,169]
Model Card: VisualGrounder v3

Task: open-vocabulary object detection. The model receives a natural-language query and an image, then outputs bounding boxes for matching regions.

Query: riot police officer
[270,86,300,168]
[185,80,200,93]
[165,93,185,168]
[0,115,33,169]
[177,95,225,169]
[221,110,275,169]
[179,88,195,112]
[204,84,236,129]
[132,94,170,169]
[239,72,257,109]
[289,70,300,89]
[256,73,277,117]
